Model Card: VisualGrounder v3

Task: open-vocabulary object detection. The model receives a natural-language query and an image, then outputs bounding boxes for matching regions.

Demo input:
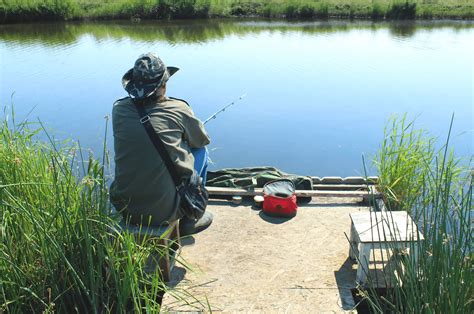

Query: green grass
[0,0,80,22]
[362,115,473,312]
[0,108,179,312]
[0,0,473,23]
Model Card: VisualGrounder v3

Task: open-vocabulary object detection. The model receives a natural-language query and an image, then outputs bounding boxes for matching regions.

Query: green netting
[206,167,313,190]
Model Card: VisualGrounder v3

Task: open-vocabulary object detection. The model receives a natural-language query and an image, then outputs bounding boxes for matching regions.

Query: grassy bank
[0,111,177,312]
[363,115,473,312]
[1,0,473,23]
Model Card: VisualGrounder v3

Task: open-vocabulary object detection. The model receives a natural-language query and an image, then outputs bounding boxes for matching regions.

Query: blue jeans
[191,147,209,185]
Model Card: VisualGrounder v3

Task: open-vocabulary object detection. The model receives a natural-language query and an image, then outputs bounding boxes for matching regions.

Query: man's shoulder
[112,97,133,116]
[113,96,132,107]
[167,96,190,107]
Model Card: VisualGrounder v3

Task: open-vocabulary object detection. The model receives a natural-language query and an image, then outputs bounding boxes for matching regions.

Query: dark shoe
[179,211,213,237]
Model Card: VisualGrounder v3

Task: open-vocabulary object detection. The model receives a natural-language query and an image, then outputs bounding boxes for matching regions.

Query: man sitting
[110,53,213,235]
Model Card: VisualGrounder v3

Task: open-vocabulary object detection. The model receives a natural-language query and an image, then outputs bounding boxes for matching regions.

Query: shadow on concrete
[303,202,365,208]
[258,211,293,224]
[208,199,232,206]
[180,235,195,246]
[334,257,357,310]
[335,254,396,311]
[209,198,258,208]
[167,266,187,288]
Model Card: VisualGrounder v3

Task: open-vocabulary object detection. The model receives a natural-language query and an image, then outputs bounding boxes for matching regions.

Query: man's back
[110,97,210,225]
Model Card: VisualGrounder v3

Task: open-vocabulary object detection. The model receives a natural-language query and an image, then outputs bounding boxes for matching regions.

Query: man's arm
[182,106,211,148]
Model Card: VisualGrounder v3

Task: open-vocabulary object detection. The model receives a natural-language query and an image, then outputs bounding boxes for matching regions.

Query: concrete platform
[161,197,370,313]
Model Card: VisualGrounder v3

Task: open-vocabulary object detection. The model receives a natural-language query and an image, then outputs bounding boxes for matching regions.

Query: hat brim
[122,66,179,99]
[167,66,179,77]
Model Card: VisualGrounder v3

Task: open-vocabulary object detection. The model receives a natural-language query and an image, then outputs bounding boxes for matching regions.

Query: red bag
[262,179,298,217]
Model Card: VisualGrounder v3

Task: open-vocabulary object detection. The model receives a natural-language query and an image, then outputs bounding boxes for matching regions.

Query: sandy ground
[161,197,371,313]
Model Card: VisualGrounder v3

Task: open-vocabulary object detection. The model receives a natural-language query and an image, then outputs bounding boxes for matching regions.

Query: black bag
[133,99,208,220]
[177,171,209,220]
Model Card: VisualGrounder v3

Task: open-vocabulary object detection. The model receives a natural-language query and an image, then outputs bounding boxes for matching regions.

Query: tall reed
[363,115,473,312]
[374,114,435,213]
[0,109,171,312]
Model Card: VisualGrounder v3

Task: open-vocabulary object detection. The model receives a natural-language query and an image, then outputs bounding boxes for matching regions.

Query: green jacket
[110,97,210,225]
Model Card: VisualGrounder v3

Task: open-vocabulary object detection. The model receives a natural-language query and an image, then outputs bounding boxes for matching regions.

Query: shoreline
[1,16,473,28]
[2,14,474,25]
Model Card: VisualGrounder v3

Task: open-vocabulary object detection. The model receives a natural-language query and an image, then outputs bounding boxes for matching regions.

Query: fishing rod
[203,93,247,125]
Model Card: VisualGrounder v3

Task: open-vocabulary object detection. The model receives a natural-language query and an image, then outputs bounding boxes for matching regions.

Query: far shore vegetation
[1,0,473,23]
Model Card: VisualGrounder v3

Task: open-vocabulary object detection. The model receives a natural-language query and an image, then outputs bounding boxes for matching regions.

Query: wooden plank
[350,211,424,243]
[311,176,379,185]
[320,176,343,184]
[207,186,380,198]
[312,184,369,191]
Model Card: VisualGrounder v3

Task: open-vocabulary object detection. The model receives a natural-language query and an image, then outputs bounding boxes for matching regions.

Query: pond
[0,19,472,177]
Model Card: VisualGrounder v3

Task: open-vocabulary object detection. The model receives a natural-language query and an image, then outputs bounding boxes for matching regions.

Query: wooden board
[312,184,369,190]
[207,186,381,198]
[312,176,379,185]
[350,211,424,243]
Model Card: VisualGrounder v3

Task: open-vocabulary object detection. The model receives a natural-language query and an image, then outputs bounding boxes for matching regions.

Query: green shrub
[316,2,329,18]
[167,0,211,19]
[260,3,274,17]
[387,0,417,19]
[229,1,262,16]
[299,4,316,18]
[285,3,298,18]
[371,1,385,19]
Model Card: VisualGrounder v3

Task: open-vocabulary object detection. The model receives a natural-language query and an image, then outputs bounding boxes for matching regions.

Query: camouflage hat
[122,53,179,99]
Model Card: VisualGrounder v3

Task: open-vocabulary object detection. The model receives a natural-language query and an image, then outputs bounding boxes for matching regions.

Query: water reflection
[0,19,472,46]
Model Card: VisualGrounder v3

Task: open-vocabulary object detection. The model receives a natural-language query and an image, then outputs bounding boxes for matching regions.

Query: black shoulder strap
[132,99,181,187]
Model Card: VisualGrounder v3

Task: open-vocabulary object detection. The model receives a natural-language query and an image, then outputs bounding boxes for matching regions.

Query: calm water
[0,20,472,176]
